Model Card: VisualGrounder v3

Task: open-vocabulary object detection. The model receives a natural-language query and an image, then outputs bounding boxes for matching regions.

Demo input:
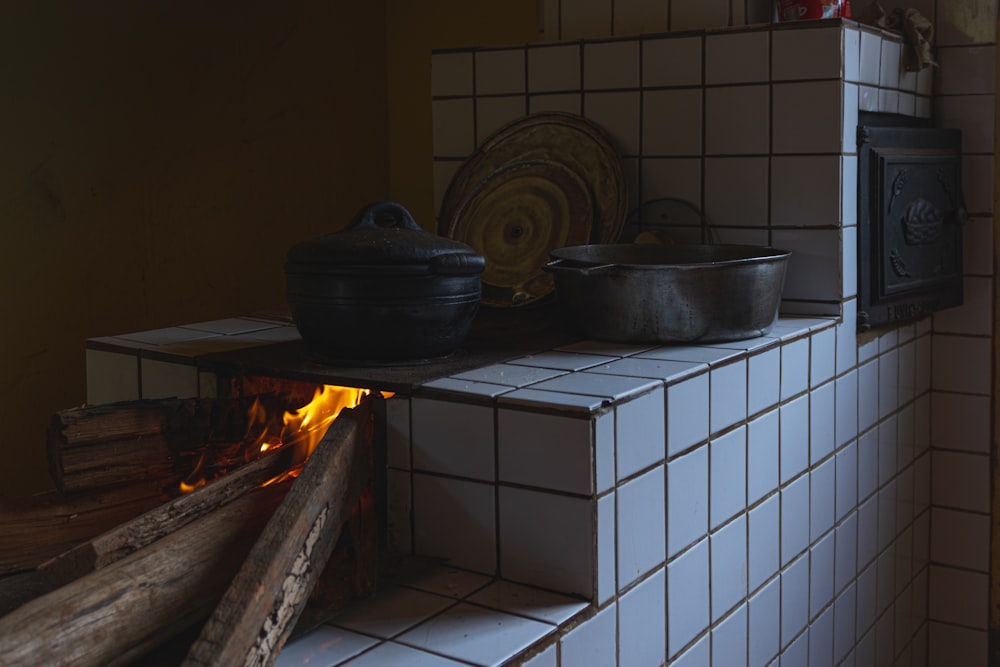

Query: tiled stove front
[83,11,996,667]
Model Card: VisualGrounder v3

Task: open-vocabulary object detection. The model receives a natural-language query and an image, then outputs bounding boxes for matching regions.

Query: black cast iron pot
[285,201,486,364]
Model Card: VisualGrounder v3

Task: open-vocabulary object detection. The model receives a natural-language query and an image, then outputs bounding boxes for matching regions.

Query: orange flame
[179,384,391,494]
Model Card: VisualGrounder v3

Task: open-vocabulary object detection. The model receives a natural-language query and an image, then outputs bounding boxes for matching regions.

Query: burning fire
[180,384,390,493]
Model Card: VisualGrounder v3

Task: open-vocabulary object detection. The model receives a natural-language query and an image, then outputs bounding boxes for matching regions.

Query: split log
[182,400,374,667]
[0,480,292,667]
[37,443,303,587]
[0,485,168,575]
[46,395,295,496]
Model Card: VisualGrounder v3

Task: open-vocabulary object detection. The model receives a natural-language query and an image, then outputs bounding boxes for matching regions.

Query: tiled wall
[431,21,931,317]
[383,313,933,666]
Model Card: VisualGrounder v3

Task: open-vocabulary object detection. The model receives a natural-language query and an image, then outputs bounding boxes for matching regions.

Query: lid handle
[348,201,424,232]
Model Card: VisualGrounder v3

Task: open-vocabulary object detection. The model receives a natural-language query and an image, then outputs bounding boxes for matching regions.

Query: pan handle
[544,259,617,276]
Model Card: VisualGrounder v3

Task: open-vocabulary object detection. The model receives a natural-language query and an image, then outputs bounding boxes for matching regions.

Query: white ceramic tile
[498,409,593,494]
[705,85,769,155]
[583,40,639,89]
[384,398,410,470]
[811,457,836,541]
[771,155,841,227]
[560,0,612,39]
[597,492,616,604]
[898,91,917,116]
[835,511,858,596]
[529,92,582,116]
[640,156,703,204]
[772,81,843,154]
[748,409,779,505]
[476,96,526,145]
[704,156,770,228]
[780,337,810,401]
[618,568,666,666]
[779,394,809,484]
[935,45,996,95]
[710,360,747,435]
[835,439,857,521]
[781,553,809,649]
[935,94,995,158]
[749,347,781,416]
[559,602,617,665]
[413,474,496,573]
[332,586,455,639]
[499,486,593,597]
[667,444,709,556]
[857,496,878,573]
[932,451,990,513]
[932,334,991,395]
[877,87,899,115]
[879,38,901,88]
[858,83,879,112]
[432,98,475,157]
[810,531,836,621]
[452,363,565,387]
[274,626,377,667]
[934,277,994,337]
[877,416,898,488]
[643,35,702,87]
[432,51,473,98]
[537,371,660,402]
[140,358,198,399]
[783,627,810,666]
[771,25,843,80]
[670,0,729,30]
[713,604,748,667]
[386,468,412,553]
[497,388,605,413]
[667,372,710,457]
[834,584,857,664]
[476,48,525,95]
[616,387,665,480]
[809,327,836,388]
[857,359,878,433]
[643,89,703,156]
[411,398,494,481]
[468,580,589,626]
[927,621,989,667]
[929,566,989,629]
[85,349,139,404]
[706,30,769,83]
[421,377,514,400]
[617,467,665,589]
[810,605,835,667]
[748,493,780,593]
[711,514,748,621]
[614,0,668,34]
[856,427,877,502]
[583,90,640,155]
[810,380,836,466]
[182,318,274,335]
[749,577,781,667]
[931,507,990,572]
[781,474,810,566]
[843,26,861,81]
[594,412,615,494]
[397,602,554,667]
[641,345,743,366]
[589,356,705,385]
[521,644,557,667]
[336,643,468,667]
[398,566,491,600]
[836,301,858,376]
[710,426,747,529]
[859,30,881,85]
[667,537,710,658]
[115,326,214,347]
[672,632,710,667]
[931,393,991,455]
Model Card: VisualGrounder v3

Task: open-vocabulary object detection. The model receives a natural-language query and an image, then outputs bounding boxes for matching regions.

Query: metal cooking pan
[545,243,791,344]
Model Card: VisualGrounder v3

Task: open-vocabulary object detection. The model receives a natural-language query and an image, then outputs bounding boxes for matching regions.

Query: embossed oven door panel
[858,124,965,331]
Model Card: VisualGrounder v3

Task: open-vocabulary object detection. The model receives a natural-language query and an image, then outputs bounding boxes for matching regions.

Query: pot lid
[287,201,485,273]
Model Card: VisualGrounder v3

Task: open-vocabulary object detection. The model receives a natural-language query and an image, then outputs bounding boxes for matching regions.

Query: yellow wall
[385,0,540,227]
[0,0,390,496]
